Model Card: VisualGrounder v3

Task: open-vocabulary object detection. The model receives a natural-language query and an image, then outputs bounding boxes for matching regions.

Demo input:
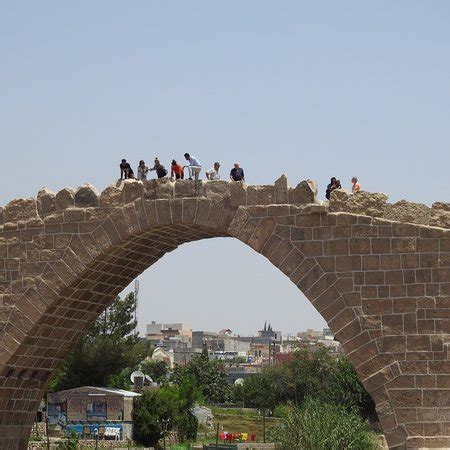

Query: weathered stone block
[174,179,196,198]
[75,184,99,208]
[122,179,143,203]
[100,184,123,207]
[144,178,174,200]
[430,208,450,229]
[288,180,315,204]
[4,198,38,222]
[55,187,75,211]
[330,190,388,217]
[229,182,246,206]
[228,207,249,237]
[195,198,211,227]
[274,175,288,204]
[433,202,450,212]
[36,188,56,216]
[204,180,230,198]
[392,238,416,253]
[384,200,431,225]
[246,185,275,205]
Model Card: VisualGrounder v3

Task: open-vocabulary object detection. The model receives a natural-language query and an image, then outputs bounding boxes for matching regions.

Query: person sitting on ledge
[206,162,221,180]
[171,159,184,180]
[120,159,134,180]
[137,160,149,181]
[183,153,202,180]
[150,157,168,179]
[351,176,361,193]
[230,162,245,182]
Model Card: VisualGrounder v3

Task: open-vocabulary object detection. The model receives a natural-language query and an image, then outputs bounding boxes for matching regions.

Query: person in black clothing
[326,177,341,200]
[150,157,168,179]
[230,163,245,181]
[120,159,134,179]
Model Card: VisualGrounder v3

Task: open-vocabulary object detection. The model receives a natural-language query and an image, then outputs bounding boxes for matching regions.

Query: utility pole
[259,408,267,443]
[134,279,139,335]
[263,410,266,443]
[215,422,220,449]
[158,418,170,450]
[45,393,50,450]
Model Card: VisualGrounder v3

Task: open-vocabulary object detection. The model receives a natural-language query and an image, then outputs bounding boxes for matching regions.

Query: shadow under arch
[2,194,449,449]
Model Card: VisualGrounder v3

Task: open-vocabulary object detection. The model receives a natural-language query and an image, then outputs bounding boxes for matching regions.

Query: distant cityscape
[146,320,342,383]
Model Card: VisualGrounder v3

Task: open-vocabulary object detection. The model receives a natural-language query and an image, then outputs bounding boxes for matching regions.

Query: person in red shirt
[171,160,184,179]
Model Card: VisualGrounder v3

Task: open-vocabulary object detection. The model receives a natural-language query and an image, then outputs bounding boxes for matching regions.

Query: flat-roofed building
[47,386,140,440]
[146,321,192,347]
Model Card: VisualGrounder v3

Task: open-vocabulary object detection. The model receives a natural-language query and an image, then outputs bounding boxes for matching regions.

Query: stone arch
[0,178,449,449]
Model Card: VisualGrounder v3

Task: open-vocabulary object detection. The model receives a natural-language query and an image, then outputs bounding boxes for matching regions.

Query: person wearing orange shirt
[171,160,184,180]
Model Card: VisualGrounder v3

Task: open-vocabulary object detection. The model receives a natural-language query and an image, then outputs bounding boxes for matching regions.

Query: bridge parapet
[0,176,448,230]
[0,176,318,226]
[330,190,450,229]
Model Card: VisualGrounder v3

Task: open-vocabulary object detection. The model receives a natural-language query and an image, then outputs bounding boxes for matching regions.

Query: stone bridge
[0,177,449,449]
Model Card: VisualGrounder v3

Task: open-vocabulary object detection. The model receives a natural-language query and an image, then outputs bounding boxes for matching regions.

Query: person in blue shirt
[183,153,202,180]
[230,163,245,182]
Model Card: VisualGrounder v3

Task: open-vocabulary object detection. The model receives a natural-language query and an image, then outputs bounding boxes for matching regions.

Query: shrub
[268,397,378,450]
[58,430,79,450]
[133,381,200,447]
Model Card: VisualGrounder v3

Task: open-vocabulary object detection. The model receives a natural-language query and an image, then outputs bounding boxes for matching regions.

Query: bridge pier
[0,375,44,450]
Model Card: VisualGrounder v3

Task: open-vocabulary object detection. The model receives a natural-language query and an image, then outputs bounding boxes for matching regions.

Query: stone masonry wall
[0,176,449,449]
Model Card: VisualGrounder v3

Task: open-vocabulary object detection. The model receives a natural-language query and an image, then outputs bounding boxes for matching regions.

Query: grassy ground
[203,408,280,444]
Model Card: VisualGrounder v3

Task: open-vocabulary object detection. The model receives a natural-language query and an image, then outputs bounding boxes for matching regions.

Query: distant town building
[296,328,342,354]
[151,347,174,369]
[146,321,192,348]
[258,321,281,342]
[145,322,341,371]
[297,328,323,340]
[174,346,203,365]
[238,322,282,346]
[192,330,251,357]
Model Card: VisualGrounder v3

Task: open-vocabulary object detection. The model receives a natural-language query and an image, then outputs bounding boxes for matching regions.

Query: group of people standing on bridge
[326,176,361,200]
[119,155,361,200]
[119,154,245,183]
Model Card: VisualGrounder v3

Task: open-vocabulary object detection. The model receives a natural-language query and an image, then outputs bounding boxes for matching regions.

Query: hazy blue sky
[1,1,449,336]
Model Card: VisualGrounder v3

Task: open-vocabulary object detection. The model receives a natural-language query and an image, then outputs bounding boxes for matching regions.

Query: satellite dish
[130,370,145,383]
[145,375,154,383]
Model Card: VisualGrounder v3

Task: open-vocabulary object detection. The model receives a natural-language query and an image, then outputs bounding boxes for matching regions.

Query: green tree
[108,359,169,390]
[175,376,202,442]
[283,346,335,405]
[233,346,376,422]
[133,387,179,448]
[267,398,378,450]
[49,293,151,391]
[140,359,169,383]
[133,380,201,447]
[325,357,377,421]
[172,351,231,403]
[233,372,277,410]
[234,346,335,409]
